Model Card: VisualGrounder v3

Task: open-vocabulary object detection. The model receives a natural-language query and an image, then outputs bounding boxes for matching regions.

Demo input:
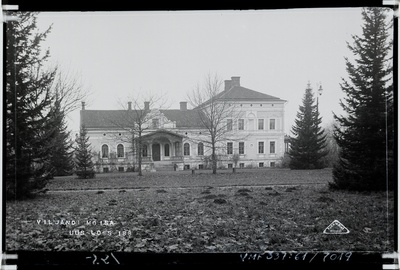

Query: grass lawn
[6,169,395,253]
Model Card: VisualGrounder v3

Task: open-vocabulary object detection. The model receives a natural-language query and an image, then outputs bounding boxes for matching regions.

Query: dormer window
[152,118,160,129]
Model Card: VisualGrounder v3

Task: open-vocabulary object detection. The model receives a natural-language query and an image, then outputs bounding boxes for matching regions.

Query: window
[184,164,190,170]
[164,144,170,157]
[259,162,264,168]
[102,144,109,158]
[142,145,148,157]
[175,142,180,155]
[270,162,276,168]
[103,167,109,173]
[270,141,276,154]
[117,144,124,158]
[152,118,160,129]
[239,142,245,155]
[269,119,276,130]
[228,163,233,169]
[227,142,233,155]
[184,143,190,156]
[118,167,124,172]
[227,119,233,131]
[238,119,244,130]
[248,119,254,130]
[198,164,204,170]
[258,119,264,130]
[258,142,264,154]
[198,142,204,156]
[239,163,245,168]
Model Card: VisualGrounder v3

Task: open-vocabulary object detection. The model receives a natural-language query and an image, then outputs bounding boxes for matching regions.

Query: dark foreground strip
[2,251,398,270]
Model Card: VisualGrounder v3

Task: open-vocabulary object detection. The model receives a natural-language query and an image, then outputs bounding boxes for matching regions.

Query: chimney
[144,101,150,110]
[180,101,187,111]
[224,80,232,91]
[231,76,240,87]
[128,101,132,110]
[81,101,85,110]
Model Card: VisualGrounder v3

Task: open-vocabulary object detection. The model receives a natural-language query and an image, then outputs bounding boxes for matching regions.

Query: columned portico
[141,129,184,163]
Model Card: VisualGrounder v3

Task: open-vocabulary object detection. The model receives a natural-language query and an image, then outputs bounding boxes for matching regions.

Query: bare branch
[186,73,245,173]
[52,67,89,115]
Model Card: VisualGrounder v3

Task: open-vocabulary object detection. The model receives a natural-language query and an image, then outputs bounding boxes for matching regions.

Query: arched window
[184,143,190,156]
[164,144,170,157]
[142,145,148,157]
[198,142,204,156]
[102,144,109,158]
[117,144,124,158]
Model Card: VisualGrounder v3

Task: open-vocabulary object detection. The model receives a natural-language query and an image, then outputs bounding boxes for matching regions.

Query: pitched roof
[80,110,134,129]
[160,109,204,128]
[81,79,285,129]
[197,85,285,109]
[218,85,285,101]
[81,109,205,129]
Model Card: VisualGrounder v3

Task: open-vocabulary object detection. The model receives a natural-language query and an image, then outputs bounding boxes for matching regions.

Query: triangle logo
[323,220,350,234]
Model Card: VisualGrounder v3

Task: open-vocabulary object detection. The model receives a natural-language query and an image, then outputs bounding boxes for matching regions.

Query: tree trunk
[137,136,143,176]
[211,142,217,174]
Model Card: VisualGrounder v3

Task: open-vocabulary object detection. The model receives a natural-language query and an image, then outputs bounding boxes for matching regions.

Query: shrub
[76,170,96,179]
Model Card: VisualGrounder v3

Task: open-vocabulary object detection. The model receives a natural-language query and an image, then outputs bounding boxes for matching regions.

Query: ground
[6,168,395,253]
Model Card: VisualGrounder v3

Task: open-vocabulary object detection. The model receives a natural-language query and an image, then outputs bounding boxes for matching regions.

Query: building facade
[80,77,286,172]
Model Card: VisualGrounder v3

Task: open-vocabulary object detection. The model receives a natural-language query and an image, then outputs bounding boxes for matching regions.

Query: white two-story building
[80,76,286,172]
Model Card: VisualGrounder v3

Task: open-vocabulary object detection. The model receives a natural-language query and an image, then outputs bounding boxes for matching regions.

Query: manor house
[80,76,286,172]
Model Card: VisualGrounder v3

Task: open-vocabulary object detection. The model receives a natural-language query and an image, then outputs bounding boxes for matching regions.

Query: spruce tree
[289,83,328,169]
[332,8,393,191]
[5,13,56,199]
[47,98,74,176]
[74,125,95,179]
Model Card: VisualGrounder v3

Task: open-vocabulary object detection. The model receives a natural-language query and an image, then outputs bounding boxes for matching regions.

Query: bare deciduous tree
[108,93,168,176]
[53,69,88,114]
[187,73,245,174]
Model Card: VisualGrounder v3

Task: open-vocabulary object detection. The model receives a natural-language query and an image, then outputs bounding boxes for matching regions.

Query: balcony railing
[170,156,183,161]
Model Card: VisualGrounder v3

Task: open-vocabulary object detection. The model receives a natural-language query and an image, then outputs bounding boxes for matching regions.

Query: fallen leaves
[5,181,395,253]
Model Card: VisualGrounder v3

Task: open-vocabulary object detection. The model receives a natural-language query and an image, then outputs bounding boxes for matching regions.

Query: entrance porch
[140,129,185,170]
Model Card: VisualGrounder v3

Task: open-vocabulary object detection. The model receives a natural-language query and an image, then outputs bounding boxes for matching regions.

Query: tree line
[288,8,394,191]
[5,13,87,199]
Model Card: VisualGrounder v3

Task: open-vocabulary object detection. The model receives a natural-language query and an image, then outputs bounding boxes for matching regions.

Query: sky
[34,8,393,135]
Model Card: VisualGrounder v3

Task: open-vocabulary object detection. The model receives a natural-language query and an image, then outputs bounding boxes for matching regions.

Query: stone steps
[154,162,176,171]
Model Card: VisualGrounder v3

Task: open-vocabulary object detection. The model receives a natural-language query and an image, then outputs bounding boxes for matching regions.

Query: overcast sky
[35,8,392,135]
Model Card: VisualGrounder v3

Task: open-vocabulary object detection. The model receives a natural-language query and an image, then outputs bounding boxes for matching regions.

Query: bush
[279,153,291,168]
[76,170,96,179]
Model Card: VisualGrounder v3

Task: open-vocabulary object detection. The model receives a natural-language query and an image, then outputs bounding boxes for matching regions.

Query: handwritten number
[92,254,97,265]
[86,253,120,265]
[345,252,352,261]
[323,252,330,262]
[265,252,273,260]
[239,251,352,264]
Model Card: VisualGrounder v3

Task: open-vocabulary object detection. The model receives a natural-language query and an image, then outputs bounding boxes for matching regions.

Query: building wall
[177,100,285,169]
[84,100,285,172]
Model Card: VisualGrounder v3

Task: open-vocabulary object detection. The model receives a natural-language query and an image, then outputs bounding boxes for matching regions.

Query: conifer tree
[5,12,56,199]
[47,98,74,176]
[289,83,328,169]
[74,125,95,179]
[332,8,394,191]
